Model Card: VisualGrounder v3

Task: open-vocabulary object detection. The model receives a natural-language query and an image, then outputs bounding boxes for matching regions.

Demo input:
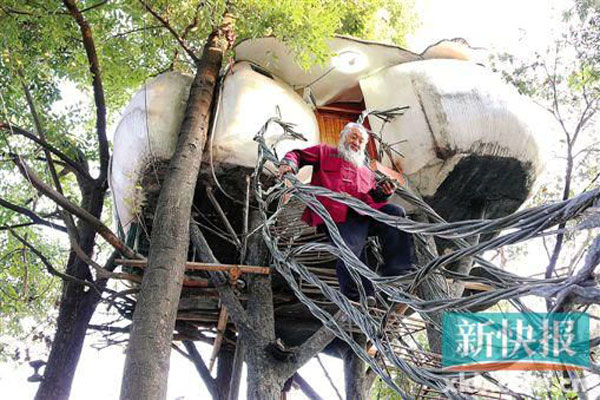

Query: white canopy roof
[234,36,422,106]
[233,36,483,106]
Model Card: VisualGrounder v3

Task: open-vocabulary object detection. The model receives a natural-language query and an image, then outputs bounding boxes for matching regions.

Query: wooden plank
[121,272,210,288]
[115,259,270,275]
[208,307,229,372]
[182,279,210,288]
[176,312,219,322]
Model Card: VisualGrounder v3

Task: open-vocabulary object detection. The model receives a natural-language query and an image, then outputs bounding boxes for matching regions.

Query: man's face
[344,128,366,153]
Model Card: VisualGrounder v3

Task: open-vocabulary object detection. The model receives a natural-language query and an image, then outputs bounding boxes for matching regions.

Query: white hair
[338,122,368,167]
[340,122,369,143]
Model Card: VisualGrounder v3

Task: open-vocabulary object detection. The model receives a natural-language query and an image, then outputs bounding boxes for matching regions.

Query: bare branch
[0,5,33,16]
[110,25,164,40]
[88,324,130,334]
[12,155,140,259]
[572,94,599,144]
[181,2,203,39]
[280,312,341,380]
[80,0,107,13]
[316,354,343,400]
[0,196,67,233]
[18,74,73,201]
[0,123,92,180]
[9,228,100,294]
[17,70,82,238]
[181,341,220,399]
[63,0,109,182]
[138,0,200,64]
[189,223,254,336]
[66,223,140,282]
[552,234,600,311]
[292,373,325,400]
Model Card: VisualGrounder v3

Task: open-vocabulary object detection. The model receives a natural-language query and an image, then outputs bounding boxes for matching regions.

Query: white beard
[338,141,366,167]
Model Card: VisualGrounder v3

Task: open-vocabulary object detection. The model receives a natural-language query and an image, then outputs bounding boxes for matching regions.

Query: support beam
[115,259,270,275]
[182,341,219,399]
[208,306,229,371]
[292,372,325,400]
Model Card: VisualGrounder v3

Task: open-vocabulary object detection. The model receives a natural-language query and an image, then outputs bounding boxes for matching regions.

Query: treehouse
[110,36,557,397]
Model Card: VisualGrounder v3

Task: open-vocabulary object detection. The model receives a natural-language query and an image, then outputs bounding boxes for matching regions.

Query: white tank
[110,62,319,234]
[359,59,554,215]
[110,72,192,234]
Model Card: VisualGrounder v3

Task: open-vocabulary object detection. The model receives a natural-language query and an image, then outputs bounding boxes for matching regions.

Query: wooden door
[315,103,405,185]
[315,103,377,159]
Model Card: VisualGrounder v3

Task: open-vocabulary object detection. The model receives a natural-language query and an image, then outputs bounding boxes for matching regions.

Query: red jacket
[282,144,388,226]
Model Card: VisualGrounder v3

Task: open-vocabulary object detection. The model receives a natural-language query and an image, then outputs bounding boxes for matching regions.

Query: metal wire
[250,115,599,399]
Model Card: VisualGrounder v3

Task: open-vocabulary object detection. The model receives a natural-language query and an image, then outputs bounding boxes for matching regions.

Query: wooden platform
[116,195,505,399]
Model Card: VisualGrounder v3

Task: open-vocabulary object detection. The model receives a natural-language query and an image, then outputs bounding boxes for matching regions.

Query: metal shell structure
[109,36,559,368]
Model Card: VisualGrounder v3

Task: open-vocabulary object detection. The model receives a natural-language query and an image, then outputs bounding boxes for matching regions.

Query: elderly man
[279,122,414,304]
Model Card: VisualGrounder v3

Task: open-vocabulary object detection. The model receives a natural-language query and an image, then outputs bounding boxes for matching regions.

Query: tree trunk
[214,329,236,400]
[227,337,245,400]
[244,209,285,400]
[120,18,232,400]
[35,183,106,400]
[342,334,368,400]
[245,345,284,400]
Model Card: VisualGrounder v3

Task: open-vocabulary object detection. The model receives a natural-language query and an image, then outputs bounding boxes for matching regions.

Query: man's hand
[278,163,294,179]
[378,179,397,196]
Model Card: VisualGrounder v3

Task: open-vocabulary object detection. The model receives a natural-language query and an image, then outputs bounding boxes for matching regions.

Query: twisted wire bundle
[251,116,599,399]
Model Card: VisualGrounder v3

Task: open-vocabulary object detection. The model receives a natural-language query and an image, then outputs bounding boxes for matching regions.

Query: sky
[1,1,578,399]
[407,0,569,54]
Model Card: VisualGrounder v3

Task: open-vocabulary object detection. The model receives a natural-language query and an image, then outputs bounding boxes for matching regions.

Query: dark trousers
[325,204,414,299]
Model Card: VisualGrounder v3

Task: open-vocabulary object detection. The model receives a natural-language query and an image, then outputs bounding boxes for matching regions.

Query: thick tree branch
[0,196,67,233]
[181,341,220,399]
[279,312,340,380]
[364,367,378,395]
[552,234,600,311]
[0,123,91,180]
[175,321,216,345]
[292,373,324,400]
[12,156,139,259]
[63,0,109,182]
[245,209,274,337]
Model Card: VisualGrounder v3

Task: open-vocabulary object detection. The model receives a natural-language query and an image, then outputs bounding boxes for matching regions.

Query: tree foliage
[0,0,419,383]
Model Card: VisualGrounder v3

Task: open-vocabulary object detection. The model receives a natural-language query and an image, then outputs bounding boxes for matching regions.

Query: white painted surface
[360,59,556,197]
[212,62,319,168]
[110,72,192,233]
[110,63,319,233]
[111,55,557,234]
[234,36,422,106]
